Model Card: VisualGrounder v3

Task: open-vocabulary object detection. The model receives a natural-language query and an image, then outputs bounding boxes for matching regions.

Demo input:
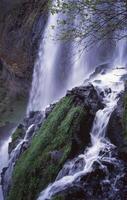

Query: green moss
[52,195,65,200]
[12,129,21,142]
[8,95,86,200]
[12,127,24,143]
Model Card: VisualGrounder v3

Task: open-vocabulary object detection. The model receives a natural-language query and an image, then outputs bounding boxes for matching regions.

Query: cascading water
[2,124,35,198]
[24,1,127,199]
[0,125,16,200]
[113,33,127,67]
[1,0,127,200]
[27,0,88,114]
[1,109,46,200]
[113,1,127,68]
[37,67,127,200]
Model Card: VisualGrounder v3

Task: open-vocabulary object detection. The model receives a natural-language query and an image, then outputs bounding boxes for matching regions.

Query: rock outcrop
[52,84,127,200]
[0,0,48,125]
[6,84,102,200]
[107,83,127,157]
[0,0,48,95]
[1,111,44,199]
[0,0,48,78]
[3,82,127,200]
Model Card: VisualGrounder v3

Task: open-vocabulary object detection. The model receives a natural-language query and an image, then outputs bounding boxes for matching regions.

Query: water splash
[2,124,35,198]
[0,125,16,200]
[37,67,127,200]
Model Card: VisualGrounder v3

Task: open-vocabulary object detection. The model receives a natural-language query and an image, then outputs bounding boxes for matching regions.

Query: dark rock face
[0,0,48,94]
[107,93,125,151]
[53,158,127,200]
[67,83,104,113]
[0,0,48,127]
[9,111,44,154]
[107,83,127,158]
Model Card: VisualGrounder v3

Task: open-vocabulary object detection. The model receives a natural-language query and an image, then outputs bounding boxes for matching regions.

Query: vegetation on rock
[8,95,89,200]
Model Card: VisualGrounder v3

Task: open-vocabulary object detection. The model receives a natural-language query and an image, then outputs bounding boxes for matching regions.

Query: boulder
[107,82,127,157]
[7,84,102,200]
[107,93,125,151]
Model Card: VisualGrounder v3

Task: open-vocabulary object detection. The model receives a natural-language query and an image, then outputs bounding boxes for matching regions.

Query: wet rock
[8,124,25,154]
[107,92,127,163]
[53,160,127,200]
[2,111,44,198]
[9,111,43,154]
[52,185,86,200]
[67,83,104,114]
[45,103,56,118]
[24,111,43,129]
[84,63,111,84]
[56,158,85,181]
[7,84,102,200]
[107,94,125,153]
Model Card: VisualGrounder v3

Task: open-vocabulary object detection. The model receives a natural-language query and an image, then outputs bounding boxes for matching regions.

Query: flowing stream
[2,123,36,199]
[37,67,127,200]
[0,124,16,200]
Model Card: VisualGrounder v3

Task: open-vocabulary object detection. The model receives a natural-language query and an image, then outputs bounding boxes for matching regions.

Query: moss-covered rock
[7,84,102,200]
[52,195,65,200]
[9,124,25,153]
[8,96,84,200]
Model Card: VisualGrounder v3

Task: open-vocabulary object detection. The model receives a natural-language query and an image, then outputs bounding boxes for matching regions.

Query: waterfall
[1,0,127,199]
[27,0,88,114]
[113,34,127,67]
[113,1,127,68]
[0,125,16,200]
[24,1,127,199]
[27,5,60,113]
[2,123,37,198]
[37,67,127,200]
[2,0,126,199]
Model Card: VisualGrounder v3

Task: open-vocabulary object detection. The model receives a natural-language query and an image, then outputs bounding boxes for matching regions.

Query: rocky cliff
[0,0,48,125]
[0,0,48,94]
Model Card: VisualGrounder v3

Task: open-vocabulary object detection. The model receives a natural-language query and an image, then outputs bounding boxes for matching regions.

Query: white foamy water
[27,5,60,112]
[0,125,16,200]
[2,124,34,198]
[37,67,127,200]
